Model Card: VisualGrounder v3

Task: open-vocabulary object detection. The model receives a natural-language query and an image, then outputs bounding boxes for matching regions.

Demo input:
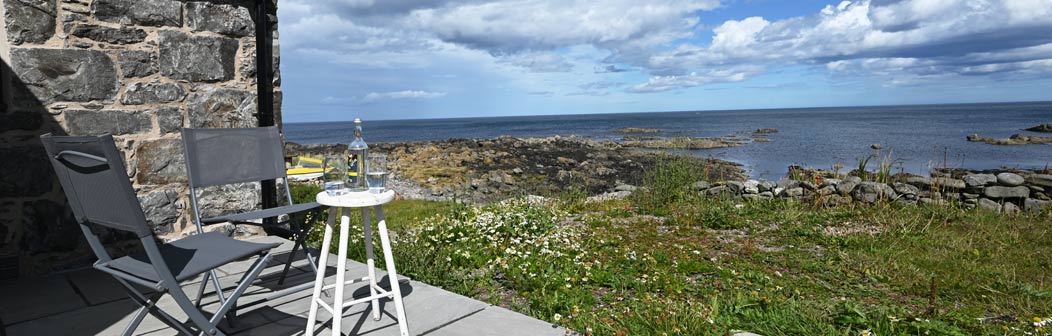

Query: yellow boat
[286,156,358,181]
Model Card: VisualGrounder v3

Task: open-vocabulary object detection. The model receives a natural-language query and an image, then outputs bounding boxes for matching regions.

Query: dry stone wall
[689,172,1052,214]
[0,0,281,278]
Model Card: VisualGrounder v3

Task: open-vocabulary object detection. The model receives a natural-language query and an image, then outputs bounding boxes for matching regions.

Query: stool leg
[362,207,381,321]
[333,207,352,335]
[306,207,337,335]
[374,205,410,336]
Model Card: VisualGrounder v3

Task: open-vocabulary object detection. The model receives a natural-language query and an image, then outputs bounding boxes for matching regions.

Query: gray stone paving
[0,237,566,336]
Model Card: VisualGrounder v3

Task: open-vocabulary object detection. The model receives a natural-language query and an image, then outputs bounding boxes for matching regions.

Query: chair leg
[210,270,227,306]
[113,279,194,336]
[277,238,301,286]
[195,272,212,306]
[165,284,227,336]
[279,208,322,286]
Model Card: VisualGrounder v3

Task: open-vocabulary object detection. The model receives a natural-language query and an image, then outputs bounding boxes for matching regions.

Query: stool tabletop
[316,189,395,208]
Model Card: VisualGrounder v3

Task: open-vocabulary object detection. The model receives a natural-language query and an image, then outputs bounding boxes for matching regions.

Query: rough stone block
[0,145,53,197]
[118,50,157,78]
[64,109,150,135]
[186,2,255,37]
[11,48,118,103]
[977,198,1000,212]
[65,23,146,44]
[135,139,186,185]
[853,182,896,203]
[154,106,183,134]
[195,183,261,220]
[836,179,858,196]
[930,177,965,189]
[92,0,181,27]
[891,182,919,195]
[158,30,238,82]
[983,186,1030,199]
[995,173,1025,187]
[1027,174,1052,188]
[1024,198,1051,213]
[188,88,257,128]
[21,200,79,254]
[963,174,996,188]
[3,0,56,45]
[138,188,181,235]
[121,82,185,105]
[906,176,931,188]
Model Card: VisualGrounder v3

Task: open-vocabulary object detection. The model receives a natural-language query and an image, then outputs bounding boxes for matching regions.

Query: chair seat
[202,202,321,225]
[107,232,281,283]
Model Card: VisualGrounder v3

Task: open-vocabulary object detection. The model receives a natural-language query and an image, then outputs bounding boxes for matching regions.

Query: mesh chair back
[40,134,152,238]
[182,127,286,188]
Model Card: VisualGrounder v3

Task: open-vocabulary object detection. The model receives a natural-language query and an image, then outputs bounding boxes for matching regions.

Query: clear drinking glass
[366,154,388,193]
[322,155,348,196]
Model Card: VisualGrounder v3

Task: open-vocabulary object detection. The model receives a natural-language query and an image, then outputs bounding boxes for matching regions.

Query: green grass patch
[291,181,1052,335]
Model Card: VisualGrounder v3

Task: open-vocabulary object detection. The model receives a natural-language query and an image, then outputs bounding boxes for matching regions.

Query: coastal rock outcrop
[613,127,663,134]
[364,136,745,201]
[967,133,1052,145]
[621,136,746,149]
[1024,124,1052,132]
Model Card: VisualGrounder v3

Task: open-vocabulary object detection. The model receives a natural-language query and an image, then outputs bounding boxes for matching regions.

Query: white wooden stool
[306,190,409,336]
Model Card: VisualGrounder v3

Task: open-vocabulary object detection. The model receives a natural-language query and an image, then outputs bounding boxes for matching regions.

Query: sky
[277,0,1052,122]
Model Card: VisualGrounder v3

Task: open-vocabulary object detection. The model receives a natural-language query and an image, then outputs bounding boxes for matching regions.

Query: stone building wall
[0,0,281,278]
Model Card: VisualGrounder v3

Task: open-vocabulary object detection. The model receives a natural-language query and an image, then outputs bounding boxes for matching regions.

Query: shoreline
[286,135,1051,206]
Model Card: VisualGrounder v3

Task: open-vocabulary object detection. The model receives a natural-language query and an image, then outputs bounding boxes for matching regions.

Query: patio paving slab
[1,236,563,336]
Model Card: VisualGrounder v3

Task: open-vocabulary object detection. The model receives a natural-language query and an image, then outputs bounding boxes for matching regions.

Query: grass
[290,166,1052,335]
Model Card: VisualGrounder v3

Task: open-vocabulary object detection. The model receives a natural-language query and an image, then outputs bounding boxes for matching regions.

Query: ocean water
[285,102,1052,180]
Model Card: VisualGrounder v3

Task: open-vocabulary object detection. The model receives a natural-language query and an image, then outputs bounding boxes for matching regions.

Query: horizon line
[284,99,1052,124]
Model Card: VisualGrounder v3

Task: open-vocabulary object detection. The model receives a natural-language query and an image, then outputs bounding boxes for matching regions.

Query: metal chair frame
[41,134,275,336]
[181,127,323,305]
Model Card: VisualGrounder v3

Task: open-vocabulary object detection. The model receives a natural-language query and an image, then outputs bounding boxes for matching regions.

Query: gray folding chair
[181,126,323,304]
[41,134,279,336]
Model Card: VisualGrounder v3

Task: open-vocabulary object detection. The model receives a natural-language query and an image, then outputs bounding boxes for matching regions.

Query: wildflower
[553,313,562,322]
[1034,316,1052,328]
[860,330,873,336]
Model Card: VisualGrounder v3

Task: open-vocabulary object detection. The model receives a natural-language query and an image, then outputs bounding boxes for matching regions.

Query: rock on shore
[1024,124,1052,132]
[620,136,746,149]
[613,127,663,134]
[365,136,745,201]
[967,133,1052,145]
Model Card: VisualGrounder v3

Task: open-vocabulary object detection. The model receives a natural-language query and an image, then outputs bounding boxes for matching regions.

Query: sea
[285,101,1052,180]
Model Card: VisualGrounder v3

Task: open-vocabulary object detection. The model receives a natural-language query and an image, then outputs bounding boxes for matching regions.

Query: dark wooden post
[256,0,278,225]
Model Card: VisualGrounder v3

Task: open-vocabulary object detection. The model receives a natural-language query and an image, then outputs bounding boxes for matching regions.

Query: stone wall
[0,0,281,278]
[689,173,1052,213]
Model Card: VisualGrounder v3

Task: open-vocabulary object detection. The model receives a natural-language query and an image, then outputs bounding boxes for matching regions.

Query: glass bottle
[347,118,369,192]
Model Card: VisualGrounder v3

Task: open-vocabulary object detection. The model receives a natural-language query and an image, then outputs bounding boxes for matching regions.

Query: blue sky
[277,0,1052,122]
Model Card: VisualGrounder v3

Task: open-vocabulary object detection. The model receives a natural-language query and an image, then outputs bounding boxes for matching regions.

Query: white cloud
[638,0,1052,90]
[361,90,447,102]
[406,0,721,53]
[629,66,764,92]
[498,52,574,72]
[282,0,1052,98]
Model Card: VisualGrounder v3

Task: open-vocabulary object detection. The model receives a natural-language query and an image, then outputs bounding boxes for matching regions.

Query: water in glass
[367,154,387,193]
[322,155,348,196]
